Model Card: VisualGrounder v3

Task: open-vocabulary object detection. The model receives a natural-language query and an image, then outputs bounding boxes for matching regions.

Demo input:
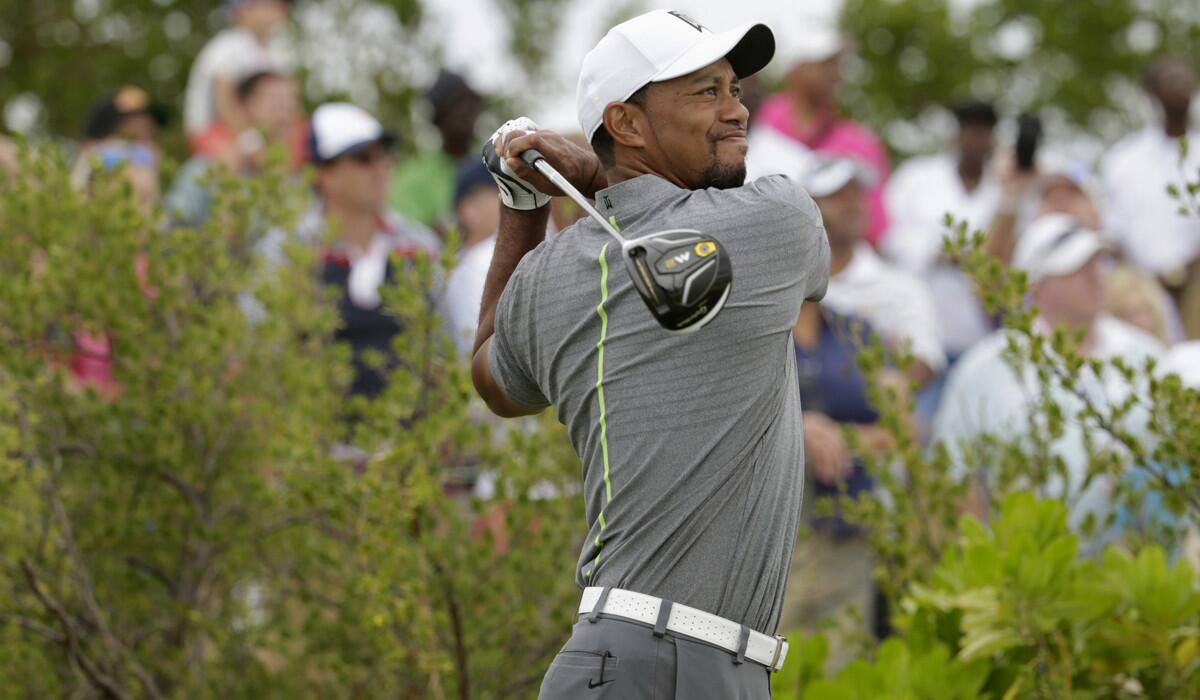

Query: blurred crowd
[5,0,1199,672]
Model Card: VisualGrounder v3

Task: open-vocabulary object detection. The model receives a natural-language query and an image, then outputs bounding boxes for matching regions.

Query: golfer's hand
[483,118,552,210]
[803,412,853,485]
[492,124,607,199]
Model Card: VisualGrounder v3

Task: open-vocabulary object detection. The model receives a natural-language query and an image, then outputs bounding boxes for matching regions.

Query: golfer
[472,10,830,699]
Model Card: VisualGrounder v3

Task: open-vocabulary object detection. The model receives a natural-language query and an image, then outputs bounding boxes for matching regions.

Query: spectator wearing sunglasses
[73,86,167,214]
[300,103,441,399]
[933,214,1164,542]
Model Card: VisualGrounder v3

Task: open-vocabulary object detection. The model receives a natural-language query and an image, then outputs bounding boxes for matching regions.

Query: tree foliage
[839,0,1200,154]
[0,147,582,699]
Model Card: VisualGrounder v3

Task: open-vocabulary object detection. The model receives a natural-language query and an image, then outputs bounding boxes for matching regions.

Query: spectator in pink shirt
[753,28,891,245]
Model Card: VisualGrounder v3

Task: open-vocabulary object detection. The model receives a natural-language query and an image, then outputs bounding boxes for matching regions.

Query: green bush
[0,146,581,699]
[775,494,1200,699]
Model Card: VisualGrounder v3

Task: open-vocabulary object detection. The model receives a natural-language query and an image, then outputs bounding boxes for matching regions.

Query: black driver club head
[619,229,733,334]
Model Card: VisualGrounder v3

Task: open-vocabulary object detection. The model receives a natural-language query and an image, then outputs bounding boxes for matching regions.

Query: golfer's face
[645,59,749,189]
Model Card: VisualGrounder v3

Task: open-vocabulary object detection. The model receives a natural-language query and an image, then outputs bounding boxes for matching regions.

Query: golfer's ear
[603,102,646,151]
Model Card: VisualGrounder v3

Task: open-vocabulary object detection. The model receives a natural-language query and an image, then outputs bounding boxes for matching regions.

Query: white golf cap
[775,24,845,68]
[309,102,396,164]
[799,156,876,198]
[577,9,775,141]
[1013,213,1109,284]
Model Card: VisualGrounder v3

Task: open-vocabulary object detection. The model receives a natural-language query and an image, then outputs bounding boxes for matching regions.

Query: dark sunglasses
[343,145,393,165]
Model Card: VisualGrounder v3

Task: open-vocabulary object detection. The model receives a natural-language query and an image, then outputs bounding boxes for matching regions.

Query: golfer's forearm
[472,205,550,356]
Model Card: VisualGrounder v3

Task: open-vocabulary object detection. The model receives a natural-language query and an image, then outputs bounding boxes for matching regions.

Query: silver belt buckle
[769,635,787,671]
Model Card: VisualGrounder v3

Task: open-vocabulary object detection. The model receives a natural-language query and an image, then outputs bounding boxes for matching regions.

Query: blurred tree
[0,0,216,140]
[0,0,567,159]
[839,0,1200,155]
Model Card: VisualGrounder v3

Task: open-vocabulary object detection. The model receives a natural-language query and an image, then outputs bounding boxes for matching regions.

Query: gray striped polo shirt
[489,173,830,634]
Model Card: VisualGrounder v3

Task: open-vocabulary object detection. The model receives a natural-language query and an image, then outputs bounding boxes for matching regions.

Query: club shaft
[524,154,625,243]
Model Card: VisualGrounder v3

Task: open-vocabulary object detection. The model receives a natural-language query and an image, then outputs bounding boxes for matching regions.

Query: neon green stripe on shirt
[589,240,614,580]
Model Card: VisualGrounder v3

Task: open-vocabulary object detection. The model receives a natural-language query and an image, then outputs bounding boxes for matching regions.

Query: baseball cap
[1013,214,1109,284]
[799,156,876,198]
[454,158,495,206]
[308,103,396,165]
[577,9,775,141]
[82,86,168,140]
[775,24,844,67]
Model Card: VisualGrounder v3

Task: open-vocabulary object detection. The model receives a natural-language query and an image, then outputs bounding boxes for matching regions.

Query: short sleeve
[487,254,550,409]
[750,174,831,301]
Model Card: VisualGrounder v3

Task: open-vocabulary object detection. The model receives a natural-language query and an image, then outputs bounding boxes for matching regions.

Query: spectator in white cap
[801,156,945,386]
[472,8,831,697]
[933,214,1163,538]
[980,156,1185,344]
[753,24,891,246]
[300,103,440,399]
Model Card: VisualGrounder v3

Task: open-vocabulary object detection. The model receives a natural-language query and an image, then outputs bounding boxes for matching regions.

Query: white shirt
[1100,127,1200,274]
[745,127,819,182]
[933,314,1164,532]
[183,27,293,135]
[1161,340,1200,388]
[823,244,946,372]
[438,235,496,357]
[882,153,1003,355]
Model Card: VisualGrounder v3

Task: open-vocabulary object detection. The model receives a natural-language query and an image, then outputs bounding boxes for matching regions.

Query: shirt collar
[594,174,684,227]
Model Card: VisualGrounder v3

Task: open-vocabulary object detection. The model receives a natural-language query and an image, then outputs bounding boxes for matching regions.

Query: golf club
[518,148,733,334]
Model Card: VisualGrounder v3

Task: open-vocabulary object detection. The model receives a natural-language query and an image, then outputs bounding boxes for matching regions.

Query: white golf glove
[482,117,551,211]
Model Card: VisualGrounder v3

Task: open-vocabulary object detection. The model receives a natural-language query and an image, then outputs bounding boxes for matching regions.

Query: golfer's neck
[605,162,692,192]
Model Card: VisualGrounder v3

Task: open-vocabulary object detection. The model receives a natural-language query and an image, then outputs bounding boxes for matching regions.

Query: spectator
[439,159,500,356]
[781,301,904,670]
[301,103,441,399]
[66,115,166,398]
[753,26,890,244]
[802,156,945,385]
[982,158,1100,263]
[80,85,167,151]
[389,70,483,230]
[982,159,1185,343]
[933,214,1164,535]
[72,87,167,213]
[884,100,1003,358]
[184,0,293,156]
[1100,57,1200,282]
[73,88,168,217]
[167,70,302,228]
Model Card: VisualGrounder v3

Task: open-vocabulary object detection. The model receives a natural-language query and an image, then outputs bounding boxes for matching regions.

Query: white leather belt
[578,586,789,672]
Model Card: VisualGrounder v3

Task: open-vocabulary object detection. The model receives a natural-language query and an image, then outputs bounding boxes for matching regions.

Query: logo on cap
[668,10,706,33]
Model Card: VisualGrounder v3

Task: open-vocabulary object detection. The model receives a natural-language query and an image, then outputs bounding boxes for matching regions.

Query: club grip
[521,149,546,167]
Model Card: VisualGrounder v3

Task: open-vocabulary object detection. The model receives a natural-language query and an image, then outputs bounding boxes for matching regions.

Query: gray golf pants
[536,616,772,699]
